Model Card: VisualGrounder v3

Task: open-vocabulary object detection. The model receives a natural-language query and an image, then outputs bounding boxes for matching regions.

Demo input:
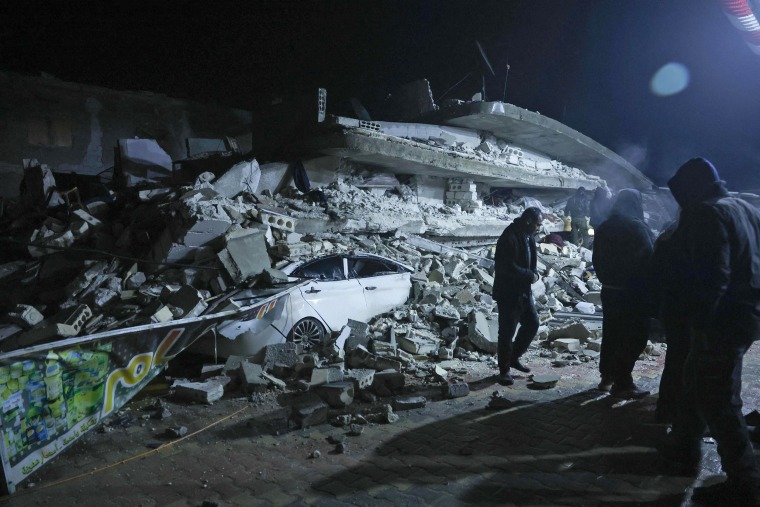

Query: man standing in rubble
[565,187,591,247]
[592,189,653,398]
[493,207,543,386]
[661,157,760,505]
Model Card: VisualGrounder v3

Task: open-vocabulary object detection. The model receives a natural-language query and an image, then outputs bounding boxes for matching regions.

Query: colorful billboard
[0,286,294,493]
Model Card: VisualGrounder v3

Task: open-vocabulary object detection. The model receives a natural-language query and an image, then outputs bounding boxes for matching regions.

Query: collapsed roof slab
[434,101,653,191]
[304,126,600,190]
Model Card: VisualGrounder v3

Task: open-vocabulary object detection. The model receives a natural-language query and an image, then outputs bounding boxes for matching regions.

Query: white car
[191,253,413,359]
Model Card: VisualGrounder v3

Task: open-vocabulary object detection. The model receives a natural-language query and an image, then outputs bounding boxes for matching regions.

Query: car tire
[288,317,326,350]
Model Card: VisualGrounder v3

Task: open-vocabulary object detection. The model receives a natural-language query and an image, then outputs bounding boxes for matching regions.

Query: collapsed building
[0,72,671,492]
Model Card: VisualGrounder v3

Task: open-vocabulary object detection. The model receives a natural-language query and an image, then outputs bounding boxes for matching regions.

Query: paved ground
[3,342,760,507]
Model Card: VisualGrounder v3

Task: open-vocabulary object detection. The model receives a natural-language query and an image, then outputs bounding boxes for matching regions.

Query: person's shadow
[311,389,695,505]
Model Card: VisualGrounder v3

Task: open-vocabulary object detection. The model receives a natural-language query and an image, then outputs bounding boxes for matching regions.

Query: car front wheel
[288,317,326,350]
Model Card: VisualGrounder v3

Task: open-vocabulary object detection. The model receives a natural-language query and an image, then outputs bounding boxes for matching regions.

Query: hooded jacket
[592,189,654,294]
[493,217,537,302]
[668,158,760,334]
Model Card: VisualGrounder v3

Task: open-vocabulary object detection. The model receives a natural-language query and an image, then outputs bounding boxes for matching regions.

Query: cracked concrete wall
[0,71,253,199]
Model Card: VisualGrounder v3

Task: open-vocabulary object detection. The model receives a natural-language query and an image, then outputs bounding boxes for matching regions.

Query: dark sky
[2,1,760,190]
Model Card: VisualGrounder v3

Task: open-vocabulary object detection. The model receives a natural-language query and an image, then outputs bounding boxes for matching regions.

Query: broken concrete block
[397,333,441,355]
[548,322,591,342]
[151,305,174,323]
[553,338,581,352]
[256,208,296,232]
[262,342,299,370]
[345,319,369,350]
[427,268,445,284]
[260,371,286,389]
[201,364,225,379]
[126,271,146,290]
[315,382,355,408]
[531,374,560,389]
[584,291,602,305]
[445,382,470,399]
[290,401,329,428]
[53,304,92,336]
[172,379,224,404]
[217,227,271,283]
[467,311,497,354]
[240,362,268,393]
[212,159,261,199]
[575,302,595,314]
[6,304,44,328]
[167,285,208,319]
[586,338,602,352]
[372,370,405,395]
[344,369,375,390]
[273,241,311,257]
[310,367,344,386]
[392,396,426,411]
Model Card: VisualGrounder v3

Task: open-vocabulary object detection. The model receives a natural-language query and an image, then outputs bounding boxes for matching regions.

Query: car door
[293,256,369,330]
[348,256,412,319]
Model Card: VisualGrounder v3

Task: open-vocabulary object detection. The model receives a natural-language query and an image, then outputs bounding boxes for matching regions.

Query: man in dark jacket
[592,189,654,398]
[661,157,760,505]
[493,207,542,386]
[565,187,591,247]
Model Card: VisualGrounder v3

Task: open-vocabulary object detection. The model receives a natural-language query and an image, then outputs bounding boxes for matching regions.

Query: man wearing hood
[662,157,760,504]
[565,187,591,247]
[493,207,543,386]
[592,189,654,398]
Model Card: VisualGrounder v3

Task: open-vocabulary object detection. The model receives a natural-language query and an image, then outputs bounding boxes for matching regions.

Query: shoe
[610,384,650,399]
[497,373,514,386]
[598,377,613,392]
[691,479,760,506]
[510,358,531,373]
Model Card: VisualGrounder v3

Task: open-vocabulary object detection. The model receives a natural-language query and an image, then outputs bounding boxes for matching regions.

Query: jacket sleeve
[687,204,730,330]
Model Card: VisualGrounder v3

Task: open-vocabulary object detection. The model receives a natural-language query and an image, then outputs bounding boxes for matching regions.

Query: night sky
[2,1,760,190]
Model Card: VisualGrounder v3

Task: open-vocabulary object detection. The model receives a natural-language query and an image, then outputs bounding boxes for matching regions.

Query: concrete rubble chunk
[212,159,261,199]
[344,369,375,390]
[172,379,225,404]
[467,310,497,354]
[314,382,355,408]
[553,338,581,352]
[239,362,268,393]
[372,370,405,396]
[345,319,370,350]
[397,332,441,355]
[310,367,344,386]
[392,396,427,411]
[262,342,299,371]
[290,401,329,428]
[217,227,271,283]
[52,304,92,337]
[201,364,225,379]
[7,304,44,328]
[531,374,560,389]
[445,382,470,398]
[548,321,591,342]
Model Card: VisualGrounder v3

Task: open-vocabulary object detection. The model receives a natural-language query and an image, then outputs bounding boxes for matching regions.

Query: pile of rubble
[0,155,666,425]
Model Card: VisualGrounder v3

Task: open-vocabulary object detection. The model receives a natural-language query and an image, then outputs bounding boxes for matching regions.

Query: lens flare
[650,62,690,97]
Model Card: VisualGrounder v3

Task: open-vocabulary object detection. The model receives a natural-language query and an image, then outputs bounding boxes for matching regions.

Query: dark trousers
[497,295,539,375]
[599,288,649,387]
[672,332,759,483]
[656,313,690,423]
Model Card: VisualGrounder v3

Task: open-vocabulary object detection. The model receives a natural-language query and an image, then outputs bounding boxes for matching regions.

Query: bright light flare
[650,62,690,97]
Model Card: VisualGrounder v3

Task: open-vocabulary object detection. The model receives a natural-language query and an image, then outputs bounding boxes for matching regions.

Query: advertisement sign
[0,287,293,493]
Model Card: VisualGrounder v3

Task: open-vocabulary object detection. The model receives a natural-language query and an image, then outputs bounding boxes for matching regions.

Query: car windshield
[293,257,345,280]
